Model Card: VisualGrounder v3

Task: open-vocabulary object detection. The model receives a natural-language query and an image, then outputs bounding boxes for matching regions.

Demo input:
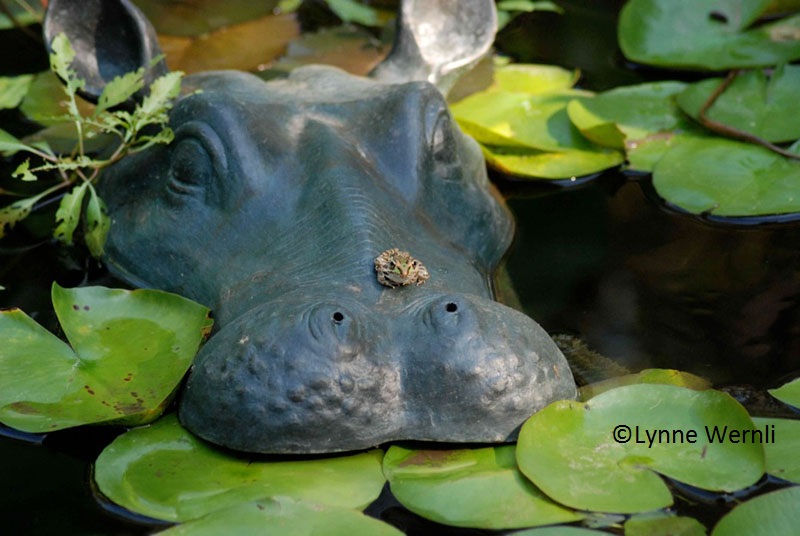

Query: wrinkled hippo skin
[45,0,577,453]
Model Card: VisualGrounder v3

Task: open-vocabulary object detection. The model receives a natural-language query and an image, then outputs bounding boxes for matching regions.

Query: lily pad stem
[698,70,800,161]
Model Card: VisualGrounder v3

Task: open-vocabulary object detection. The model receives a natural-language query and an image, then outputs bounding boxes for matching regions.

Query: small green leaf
[769,377,800,408]
[516,384,765,513]
[12,159,37,182]
[0,74,34,109]
[95,67,145,115]
[326,0,385,27]
[0,195,41,238]
[712,486,800,536]
[0,127,38,156]
[138,71,183,119]
[0,1,42,30]
[752,417,800,483]
[53,182,89,245]
[0,284,212,432]
[20,70,95,126]
[383,445,583,529]
[94,414,386,522]
[156,497,404,536]
[49,33,85,101]
[84,185,110,258]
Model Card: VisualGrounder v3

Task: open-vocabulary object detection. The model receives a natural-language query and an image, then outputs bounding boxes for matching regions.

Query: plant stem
[698,70,800,161]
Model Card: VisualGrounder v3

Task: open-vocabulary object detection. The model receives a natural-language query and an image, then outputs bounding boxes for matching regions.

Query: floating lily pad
[624,131,707,173]
[481,144,623,180]
[652,137,800,217]
[579,368,712,401]
[516,384,764,513]
[712,486,800,536]
[94,414,386,522]
[625,514,706,536]
[769,377,800,408]
[0,284,211,433]
[619,0,800,70]
[677,66,800,144]
[492,64,579,94]
[383,445,583,529]
[752,417,800,483]
[566,81,689,149]
[156,497,403,536]
[512,528,610,536]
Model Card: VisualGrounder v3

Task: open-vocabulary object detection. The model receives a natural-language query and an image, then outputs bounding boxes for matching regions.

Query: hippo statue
[43,0,577,453]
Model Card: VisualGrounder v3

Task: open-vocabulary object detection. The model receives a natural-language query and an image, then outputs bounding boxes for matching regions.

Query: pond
[1,1,798,534]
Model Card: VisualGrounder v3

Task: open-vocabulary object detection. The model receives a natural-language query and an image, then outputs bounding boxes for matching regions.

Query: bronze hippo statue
[44,0,576,453]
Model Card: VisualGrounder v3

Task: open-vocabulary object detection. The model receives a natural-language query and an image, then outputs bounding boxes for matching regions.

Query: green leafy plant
[0,33,183,256]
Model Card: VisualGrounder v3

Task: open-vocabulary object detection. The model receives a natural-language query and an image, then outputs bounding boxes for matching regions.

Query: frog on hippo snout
[43,0,577,453]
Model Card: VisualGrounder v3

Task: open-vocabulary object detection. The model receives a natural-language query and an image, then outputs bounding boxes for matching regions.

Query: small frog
[374,248,430,288]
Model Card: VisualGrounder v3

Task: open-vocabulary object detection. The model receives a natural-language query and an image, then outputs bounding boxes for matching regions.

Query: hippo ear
[43,0,168,104]
[370,0,496,94]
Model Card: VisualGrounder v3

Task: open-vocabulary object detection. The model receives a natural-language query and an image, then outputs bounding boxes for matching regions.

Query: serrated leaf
[95,68,145,115]
[84,186,110,258]
[138,71,183,119]
[0,284,212,433]
[0,196,41,238]
[49,33,76,86]
[12,159,36,182]
[53,182,89,245]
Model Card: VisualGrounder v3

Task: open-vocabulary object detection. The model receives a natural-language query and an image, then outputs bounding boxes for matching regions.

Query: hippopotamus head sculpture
[44,0,577,453]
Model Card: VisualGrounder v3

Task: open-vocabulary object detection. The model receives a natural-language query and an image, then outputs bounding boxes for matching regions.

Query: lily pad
[677,66,800,143]
[624,514,706,536]
[752,417,800,483]
[579,368,712,401]
[512,528,610,536]
[94,414,386,522]
[383,445,583,529]
[769,377,800,408]
[516,384,765,513]
[481,144,624,180]
[566,81,689,149]
[156,497,403,536]
[619,0,800,70]
[652,137,800,217]
[0,284,211,433]
[492,63,579,94]
[712,486,800,536]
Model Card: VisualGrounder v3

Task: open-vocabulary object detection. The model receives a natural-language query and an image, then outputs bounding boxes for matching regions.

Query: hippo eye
[166,122,227,205]
[429,110,460,180]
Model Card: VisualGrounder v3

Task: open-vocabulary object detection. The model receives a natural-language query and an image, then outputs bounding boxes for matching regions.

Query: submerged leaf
[383,445,583,529]
[94,414,386,522]
[712,486,800,536]
[516,384,765,513]
[0,284,211,432]
[157,497,403,536]
[652,137,800,217]
[619,0,800,70]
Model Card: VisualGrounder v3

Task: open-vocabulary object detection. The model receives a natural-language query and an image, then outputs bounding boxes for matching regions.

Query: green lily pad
[566,81,689,149]
[0,284,211,433]
[625,514,706,536]
[652,137,800,217]
[624,131,708,173]
[677,66,800,143]
[481,144,624,180]
[512,528,611,536]
[383,445,583,529]
[769,377,800,408]
[619,0,800,70]
[516,384,765,513]
[752,417,800,483]
[94,414,386,522]
[492,63,579,94]
[712,486,800,536]
[579,368,712,401]
[452,90,597,152]
[156,497,403,536]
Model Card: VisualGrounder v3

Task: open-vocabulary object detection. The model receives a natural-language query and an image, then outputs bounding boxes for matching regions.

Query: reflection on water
[504,178,800,387]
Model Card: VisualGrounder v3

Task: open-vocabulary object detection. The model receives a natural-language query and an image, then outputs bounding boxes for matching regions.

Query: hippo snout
[179,291,577,453]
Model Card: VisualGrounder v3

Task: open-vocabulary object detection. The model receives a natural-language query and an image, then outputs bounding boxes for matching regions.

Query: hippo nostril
[332,311,345,324]
[445,302,458,313]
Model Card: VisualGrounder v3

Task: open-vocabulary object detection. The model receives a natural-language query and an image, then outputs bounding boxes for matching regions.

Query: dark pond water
[1,1,798,534]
